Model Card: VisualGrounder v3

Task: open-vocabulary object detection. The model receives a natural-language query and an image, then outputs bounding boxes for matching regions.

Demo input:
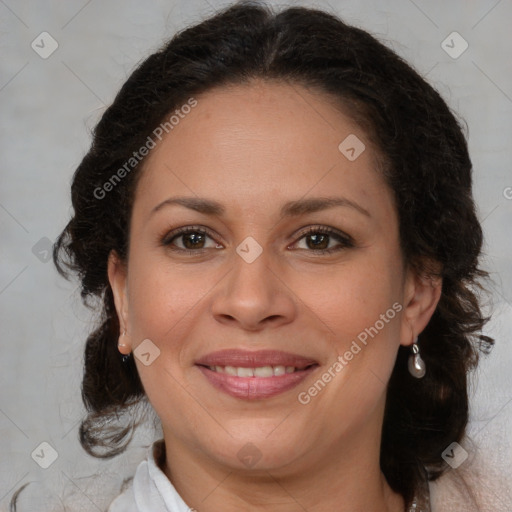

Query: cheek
[291,253,404,401]
[125,254,203,343]
[124,259,201,405]
[291,254,402,341]
[297,259,403,414]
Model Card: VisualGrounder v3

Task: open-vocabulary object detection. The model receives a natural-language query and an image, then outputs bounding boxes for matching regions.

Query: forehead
[132,80,391,220]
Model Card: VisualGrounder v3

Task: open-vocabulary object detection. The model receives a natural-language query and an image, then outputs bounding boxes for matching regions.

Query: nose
[210,247,297,331]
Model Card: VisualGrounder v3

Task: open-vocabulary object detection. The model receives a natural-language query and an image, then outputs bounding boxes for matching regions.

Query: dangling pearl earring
[118,329,129,352]
[408,336,426,378]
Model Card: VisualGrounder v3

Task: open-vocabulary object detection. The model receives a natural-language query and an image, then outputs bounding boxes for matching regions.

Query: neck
[161,404,405,512]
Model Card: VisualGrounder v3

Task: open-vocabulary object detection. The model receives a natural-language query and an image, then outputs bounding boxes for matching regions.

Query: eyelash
[160,225,354,256]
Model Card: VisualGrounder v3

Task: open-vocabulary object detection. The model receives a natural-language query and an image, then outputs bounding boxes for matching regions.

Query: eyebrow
[150,196,371,219]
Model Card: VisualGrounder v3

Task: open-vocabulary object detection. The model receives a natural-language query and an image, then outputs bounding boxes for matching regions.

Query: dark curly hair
[11,1,493,509]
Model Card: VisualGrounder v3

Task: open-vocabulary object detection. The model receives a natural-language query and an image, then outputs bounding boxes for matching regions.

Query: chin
[204,433,306,473]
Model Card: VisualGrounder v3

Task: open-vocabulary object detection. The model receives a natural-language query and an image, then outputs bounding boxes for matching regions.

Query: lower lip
[196,365,318,400]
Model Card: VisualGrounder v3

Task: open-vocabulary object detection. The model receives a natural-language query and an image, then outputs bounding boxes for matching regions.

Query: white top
[107,439,193,512]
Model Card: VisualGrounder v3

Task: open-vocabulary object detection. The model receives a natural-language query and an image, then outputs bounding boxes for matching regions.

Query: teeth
[273,365,286,376]
[208,365,299,377]
[224,366,237,376]
[237,367,254,377]
[254,366,274,377]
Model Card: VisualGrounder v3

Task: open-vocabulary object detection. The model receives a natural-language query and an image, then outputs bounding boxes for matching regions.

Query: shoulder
[429,450,512,512]
[430,469,480,512]
[106,438,192,512]
[107,480,138,512]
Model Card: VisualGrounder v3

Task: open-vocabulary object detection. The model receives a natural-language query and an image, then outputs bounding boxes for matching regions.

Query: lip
[195,349,318,369]
[195,349,319,400]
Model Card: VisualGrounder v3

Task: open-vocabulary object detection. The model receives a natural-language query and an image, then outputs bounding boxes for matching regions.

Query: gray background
[1,0,511,510]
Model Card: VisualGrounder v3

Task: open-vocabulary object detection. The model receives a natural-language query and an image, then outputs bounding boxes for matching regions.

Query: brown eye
[180,232,206,249]
[162,227,222,253]
[292,226,354,254]
[304,233,330,250]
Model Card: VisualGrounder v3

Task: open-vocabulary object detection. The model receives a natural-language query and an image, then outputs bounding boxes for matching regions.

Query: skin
[108,79,442,512]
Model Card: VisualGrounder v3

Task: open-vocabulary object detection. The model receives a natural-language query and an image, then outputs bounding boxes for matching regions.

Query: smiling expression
[108,79,436,475]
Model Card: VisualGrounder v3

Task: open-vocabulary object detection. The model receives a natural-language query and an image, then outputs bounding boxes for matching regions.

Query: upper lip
[195,349,318,369]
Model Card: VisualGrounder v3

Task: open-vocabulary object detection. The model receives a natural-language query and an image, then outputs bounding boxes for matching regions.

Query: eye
[160,225,354,256]
[291,226,354,255]
[161,226,222,253]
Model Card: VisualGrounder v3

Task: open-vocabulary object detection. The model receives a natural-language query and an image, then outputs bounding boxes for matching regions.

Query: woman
[11,2,495,511]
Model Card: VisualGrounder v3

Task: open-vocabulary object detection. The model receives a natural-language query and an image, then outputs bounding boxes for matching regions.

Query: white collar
[107,439,192,512]
[109,439,431,511]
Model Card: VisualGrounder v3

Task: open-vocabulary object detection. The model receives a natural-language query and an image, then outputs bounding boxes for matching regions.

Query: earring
[118,329,130,353]
[408,336,426,378]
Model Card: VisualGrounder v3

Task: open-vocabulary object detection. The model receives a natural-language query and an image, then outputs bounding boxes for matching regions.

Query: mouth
[202,364,314,377]
[195,349,319,400]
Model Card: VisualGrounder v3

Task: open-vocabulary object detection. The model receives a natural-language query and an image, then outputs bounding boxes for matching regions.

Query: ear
[107,250,131,352]
[400,265,442,346]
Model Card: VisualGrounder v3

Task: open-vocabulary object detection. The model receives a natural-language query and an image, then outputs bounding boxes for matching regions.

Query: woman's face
[109,80,439,474]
